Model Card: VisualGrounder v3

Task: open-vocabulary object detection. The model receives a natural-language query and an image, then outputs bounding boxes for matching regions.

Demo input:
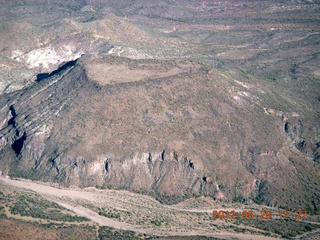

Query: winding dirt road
[1,177,281,240]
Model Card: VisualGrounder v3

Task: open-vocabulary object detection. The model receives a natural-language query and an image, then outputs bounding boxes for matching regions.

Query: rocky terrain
[0,0,319,225]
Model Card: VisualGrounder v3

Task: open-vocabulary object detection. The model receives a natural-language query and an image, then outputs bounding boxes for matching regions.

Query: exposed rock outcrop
[0,55,319,209]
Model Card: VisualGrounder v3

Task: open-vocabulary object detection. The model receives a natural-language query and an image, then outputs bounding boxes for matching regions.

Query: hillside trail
[1,177,281,240]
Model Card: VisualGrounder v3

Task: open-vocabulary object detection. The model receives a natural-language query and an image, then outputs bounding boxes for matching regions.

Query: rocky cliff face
[0,58,217,201]
[0,55,319,210]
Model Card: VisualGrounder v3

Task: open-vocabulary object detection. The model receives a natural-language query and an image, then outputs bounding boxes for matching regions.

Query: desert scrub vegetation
[2,189,90,222]
[0,217,97,240]
[9,195,89,222]
[154,237,221,240]
[150,216,171,227]
[233,218,320,238]
[98,226,144,240]
[98,226,222,240]
[99,208,122,220]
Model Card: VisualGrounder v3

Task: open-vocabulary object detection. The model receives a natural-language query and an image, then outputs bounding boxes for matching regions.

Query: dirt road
[1,177,281,240]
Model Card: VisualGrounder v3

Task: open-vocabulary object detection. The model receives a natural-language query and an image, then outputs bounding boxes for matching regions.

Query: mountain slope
[0,55,318,211]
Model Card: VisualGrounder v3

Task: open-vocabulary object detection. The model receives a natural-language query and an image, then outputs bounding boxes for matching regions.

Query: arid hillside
[0,0,319,214]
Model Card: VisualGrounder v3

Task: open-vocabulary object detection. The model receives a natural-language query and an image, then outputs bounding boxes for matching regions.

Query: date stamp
[212,210,307,220]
